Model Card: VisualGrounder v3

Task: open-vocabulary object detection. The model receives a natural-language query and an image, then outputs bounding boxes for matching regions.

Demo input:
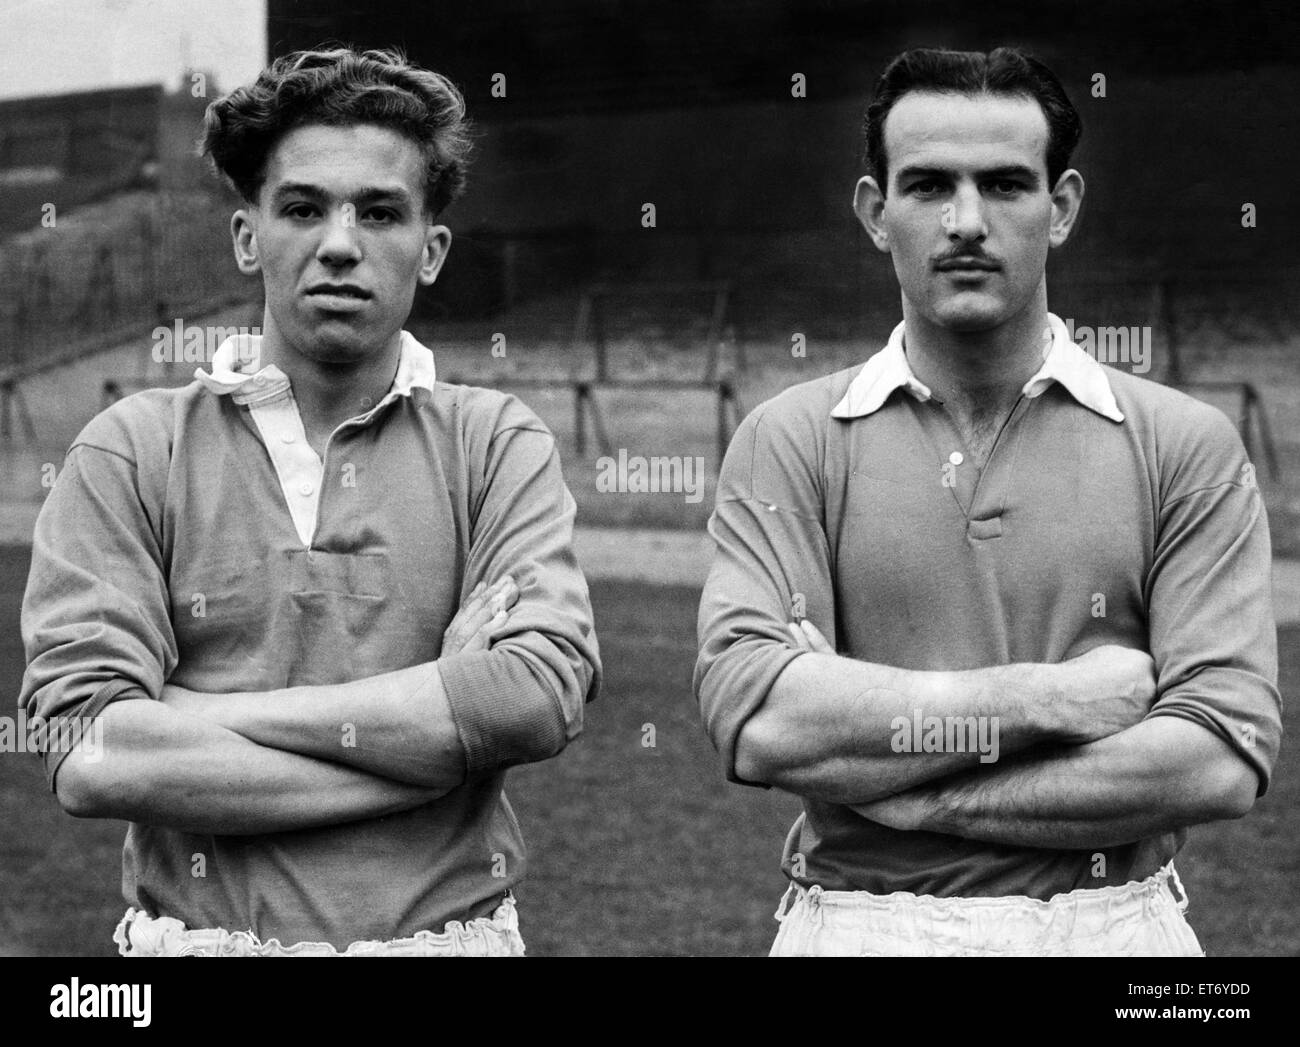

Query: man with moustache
[695,47,1279,956]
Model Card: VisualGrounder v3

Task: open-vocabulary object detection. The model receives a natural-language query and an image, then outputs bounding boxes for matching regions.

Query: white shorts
[112,894,526,957]
[769,863,1204,957]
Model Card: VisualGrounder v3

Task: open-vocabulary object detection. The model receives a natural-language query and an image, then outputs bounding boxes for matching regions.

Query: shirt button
[281,432,295,443]
[949,451,964,466]
[299,481,314,496]
[254,374,267,385]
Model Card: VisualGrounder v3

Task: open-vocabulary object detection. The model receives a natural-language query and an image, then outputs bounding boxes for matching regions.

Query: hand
[787,618,835,654]
[1054,644,1158,743]
[441,576,519,656]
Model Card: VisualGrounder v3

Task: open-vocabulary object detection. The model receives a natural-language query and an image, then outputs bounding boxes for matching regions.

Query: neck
[901,291,1050,418]
[257,313,402,434]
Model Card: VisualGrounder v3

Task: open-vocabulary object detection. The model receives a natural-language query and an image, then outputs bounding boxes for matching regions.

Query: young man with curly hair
[20,47,601,957]
[695,47,1280,956]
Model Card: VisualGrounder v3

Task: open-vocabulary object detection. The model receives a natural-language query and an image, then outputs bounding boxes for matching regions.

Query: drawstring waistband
[775,864,1191,925]
[775,882,826,929]
[768,864,1203,956]
[114,894,524,957]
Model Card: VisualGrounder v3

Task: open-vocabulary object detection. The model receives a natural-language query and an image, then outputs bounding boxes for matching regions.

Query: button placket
[247,395,325,547]
[966,396,1032,541]
[915,405,977,519]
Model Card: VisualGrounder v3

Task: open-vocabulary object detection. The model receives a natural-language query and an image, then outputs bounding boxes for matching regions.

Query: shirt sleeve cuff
[45,678,150,793]
[706,642,805,789]
[436,649,568,775]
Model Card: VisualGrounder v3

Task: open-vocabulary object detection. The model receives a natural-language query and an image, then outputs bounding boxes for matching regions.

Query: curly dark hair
[864,47,1081,194]
[200,46,473,216]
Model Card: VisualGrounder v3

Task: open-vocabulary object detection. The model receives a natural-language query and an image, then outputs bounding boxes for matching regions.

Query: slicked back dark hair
[864,47,1081,194]
[201,46,473,216]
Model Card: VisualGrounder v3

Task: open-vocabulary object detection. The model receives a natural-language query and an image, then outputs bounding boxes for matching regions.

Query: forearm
[739,651,1068,803]
[165,661,466,789]
[854,717,1258,849]
[57,698,444,834]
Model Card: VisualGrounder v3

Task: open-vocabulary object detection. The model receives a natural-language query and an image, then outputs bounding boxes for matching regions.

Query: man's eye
[365,208,398,223]
[989,181,1024,194]
[284,203,318,219]
[910,181,943,195]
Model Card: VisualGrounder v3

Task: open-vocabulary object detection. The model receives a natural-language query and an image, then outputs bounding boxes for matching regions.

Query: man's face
[236,123,448,364]
[866,91,1062,332]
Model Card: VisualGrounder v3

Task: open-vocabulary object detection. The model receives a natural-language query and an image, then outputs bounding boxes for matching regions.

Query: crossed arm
[56,578,518,835]
[735,620,1257,850]
[30,404,598,839]
[850,717,1255,849]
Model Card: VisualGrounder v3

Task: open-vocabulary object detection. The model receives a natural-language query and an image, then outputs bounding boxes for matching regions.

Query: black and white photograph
[0,0,1294,1021]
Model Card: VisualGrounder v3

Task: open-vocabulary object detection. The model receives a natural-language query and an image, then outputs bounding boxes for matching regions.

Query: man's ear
[1048,169,1085,248]
[418,224,453,286]
[853,176,891,253]
[231,209,260,275]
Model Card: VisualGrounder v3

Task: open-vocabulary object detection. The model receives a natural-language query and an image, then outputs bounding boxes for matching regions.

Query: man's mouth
[305,283,372,311]
[935,257,999,272]
[306,283,372,299]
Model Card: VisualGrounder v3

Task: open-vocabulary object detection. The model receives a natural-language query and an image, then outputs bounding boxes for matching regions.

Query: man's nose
[943,187,988,243]
[317,206,362,264]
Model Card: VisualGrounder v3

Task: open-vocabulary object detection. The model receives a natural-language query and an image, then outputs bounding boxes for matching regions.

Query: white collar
[830,313,1124,423]
[195,330,437,407]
